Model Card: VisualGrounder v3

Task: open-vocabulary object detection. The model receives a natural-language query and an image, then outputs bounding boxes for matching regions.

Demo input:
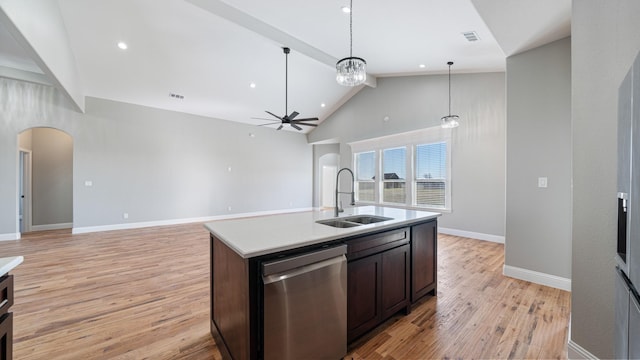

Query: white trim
[503,265,571,291]
[72,208,313,234]
[438,227,505,243]
[0,233,20,241]
[31,223,72,231]
[568,340,598,360]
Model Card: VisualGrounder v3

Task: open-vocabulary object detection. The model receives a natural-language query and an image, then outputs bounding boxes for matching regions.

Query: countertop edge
[205,210,440,259]
[0,256,24,277]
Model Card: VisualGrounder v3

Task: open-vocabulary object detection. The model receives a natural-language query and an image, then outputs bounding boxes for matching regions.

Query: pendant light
[441,61,460,129]
[336,0,366,86]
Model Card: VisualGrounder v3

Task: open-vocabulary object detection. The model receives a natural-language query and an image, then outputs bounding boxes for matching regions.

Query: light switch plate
[538,177,548,188]
[84,180,93,187]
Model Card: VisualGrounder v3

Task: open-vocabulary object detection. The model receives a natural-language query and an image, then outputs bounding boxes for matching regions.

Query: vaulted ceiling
[0,0,570,133]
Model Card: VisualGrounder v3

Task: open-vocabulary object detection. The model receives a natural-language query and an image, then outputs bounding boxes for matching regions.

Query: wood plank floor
[0,224,570,359]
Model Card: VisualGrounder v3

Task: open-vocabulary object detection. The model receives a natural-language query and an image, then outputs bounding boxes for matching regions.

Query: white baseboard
[568,340,598,359]
[72,208,313,234]
[31,223,72,231]
[438,227,505,243]
[503,264,571,291]
[0,233,20,241]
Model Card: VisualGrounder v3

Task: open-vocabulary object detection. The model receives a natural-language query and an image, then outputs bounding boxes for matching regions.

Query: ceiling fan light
[441,114,460,129]
[336,57,367,86]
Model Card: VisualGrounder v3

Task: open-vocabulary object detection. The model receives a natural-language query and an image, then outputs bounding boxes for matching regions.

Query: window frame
[350,126,452,212]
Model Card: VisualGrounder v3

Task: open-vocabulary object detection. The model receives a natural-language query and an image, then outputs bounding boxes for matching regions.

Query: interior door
[19,150,32,233]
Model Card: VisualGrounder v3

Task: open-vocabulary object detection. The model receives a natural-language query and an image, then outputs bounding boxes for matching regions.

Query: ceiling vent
[169,92,185,100]
[462,31,480,42]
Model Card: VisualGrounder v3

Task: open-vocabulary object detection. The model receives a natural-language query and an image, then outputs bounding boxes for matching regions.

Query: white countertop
[0,256,24,277]
[204,206,441,258]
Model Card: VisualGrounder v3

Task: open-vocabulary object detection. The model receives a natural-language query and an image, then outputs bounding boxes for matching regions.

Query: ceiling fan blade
[292,117,319,122]
[257,121,282,126]
[277,124,283,130]
[296,123,317,127]
[265,110,283,120]
[288,111,299,120]
[291,123,303,131]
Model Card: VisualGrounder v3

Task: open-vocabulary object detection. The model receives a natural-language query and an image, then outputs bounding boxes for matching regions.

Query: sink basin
[316,215,393,228]
[316,219,362,228]
[341,215,393,224]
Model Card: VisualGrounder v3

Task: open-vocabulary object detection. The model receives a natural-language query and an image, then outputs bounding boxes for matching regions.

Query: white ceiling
[0,0,570,133]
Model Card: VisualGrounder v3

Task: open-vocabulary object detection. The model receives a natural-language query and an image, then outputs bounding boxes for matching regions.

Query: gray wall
[308,72,506,237]
[505,37,572,279]
[572,1,640,358]
[31,127,73,226]
[0,77,312,236]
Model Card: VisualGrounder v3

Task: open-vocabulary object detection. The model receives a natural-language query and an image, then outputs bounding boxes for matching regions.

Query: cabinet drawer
[0,275,14,315]
[0,312,13,360]
[346,228,409,260]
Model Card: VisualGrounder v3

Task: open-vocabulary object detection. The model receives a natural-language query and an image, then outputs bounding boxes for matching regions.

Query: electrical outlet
[227,206,232,212]
[538,177,548,188]
[123,213,129,219]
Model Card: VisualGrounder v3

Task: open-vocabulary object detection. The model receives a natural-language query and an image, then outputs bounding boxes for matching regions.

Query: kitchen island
[205,206,440,360]
[1,256,23,360]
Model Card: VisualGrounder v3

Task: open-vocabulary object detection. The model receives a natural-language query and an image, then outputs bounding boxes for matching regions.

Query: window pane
[383,147,406,180]
[357,182,375,202]
[356,151,376,180]
[416,181,445,207]
[416,142,446,180]
[382,147,406,204]
[383,182,406,203]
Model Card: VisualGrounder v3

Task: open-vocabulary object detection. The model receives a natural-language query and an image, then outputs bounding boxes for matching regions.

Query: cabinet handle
[0,299,7,311]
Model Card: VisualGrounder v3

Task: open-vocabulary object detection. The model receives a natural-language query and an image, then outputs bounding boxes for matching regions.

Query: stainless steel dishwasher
[262,244,347,360]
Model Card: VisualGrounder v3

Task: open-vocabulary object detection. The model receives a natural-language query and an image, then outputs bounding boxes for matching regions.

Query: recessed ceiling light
[250,83,256,88]
[419,64,426,69]
[341,6,351,13]
[321,103,326,108]
[117,42,128,50]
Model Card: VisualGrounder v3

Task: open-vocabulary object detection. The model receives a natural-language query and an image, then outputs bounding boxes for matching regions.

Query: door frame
[18,148,32,234]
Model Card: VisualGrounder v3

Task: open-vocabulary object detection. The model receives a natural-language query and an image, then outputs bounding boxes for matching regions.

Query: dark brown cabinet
[411,221,437,303]
[346,228,410,342]
[0,274,14,360]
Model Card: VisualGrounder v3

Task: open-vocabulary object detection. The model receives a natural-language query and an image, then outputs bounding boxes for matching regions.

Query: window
[415,142,447,208]
[350,127,452,211]
[355,151,375,202]
[382,147,406,204]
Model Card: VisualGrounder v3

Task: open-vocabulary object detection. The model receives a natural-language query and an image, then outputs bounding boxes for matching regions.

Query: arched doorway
[18,127,73,233]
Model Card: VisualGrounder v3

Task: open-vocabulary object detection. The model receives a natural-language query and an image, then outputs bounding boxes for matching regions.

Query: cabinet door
[347,254,381,342]
[381,243,410,319]
[411,221,437,302]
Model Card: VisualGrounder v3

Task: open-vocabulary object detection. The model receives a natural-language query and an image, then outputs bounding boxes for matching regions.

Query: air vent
[169,92,185,100]
[462,31,480,42]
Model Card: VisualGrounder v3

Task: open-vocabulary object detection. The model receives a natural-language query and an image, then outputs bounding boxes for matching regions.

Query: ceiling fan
[254,47,319,131]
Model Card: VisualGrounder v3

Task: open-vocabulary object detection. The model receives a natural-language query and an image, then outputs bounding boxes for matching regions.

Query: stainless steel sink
[316,219,362,228]
[341,215,393,224]
[316,215,393,228]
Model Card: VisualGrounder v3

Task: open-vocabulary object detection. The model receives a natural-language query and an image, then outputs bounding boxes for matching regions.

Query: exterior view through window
[382,147,406,204]
[415,142,446,208]
[351,127,450,211]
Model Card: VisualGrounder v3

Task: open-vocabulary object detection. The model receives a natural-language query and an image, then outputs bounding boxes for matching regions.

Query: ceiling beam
[185,0,376,88]
[0,65,52,86]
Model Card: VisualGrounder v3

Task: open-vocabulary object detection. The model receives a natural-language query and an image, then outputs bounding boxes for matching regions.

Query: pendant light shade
[336,0,366,86]
[441,61,460,128]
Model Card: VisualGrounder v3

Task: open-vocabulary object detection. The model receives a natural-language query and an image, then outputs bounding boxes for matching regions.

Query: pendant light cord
[349,0,353,58]
[447,61,453,116]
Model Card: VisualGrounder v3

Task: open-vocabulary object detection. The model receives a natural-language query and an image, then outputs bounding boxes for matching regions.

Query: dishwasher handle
[262,244,347,277]
[263,255,346,285]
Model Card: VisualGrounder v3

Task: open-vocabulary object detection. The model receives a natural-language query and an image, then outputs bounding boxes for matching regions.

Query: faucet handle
[350,192,355,206]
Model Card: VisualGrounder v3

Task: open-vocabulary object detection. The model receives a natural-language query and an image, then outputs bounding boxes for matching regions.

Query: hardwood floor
[0,224,570,359]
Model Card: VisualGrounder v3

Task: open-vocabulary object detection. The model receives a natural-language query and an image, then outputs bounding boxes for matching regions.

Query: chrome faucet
[335,167,356,217]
